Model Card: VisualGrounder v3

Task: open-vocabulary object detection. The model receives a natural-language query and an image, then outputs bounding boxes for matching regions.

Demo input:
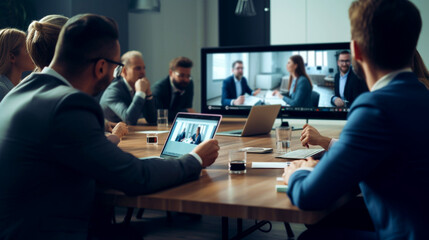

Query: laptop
[216,104,281,137]
[157,113,222,159]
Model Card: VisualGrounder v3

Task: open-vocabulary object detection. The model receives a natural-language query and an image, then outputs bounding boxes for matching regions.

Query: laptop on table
[156,113,222,159]
[216,104,281,137]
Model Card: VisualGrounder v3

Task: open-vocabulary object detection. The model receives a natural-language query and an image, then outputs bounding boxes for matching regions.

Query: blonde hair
[0,28,26,75]
[26,15,69,71]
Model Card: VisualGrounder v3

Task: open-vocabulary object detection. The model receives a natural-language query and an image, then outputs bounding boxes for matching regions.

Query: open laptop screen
[160,113,222,158]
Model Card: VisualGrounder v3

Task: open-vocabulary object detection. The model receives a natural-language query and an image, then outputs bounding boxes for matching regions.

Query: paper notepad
[251,162,290,169]
[276,185,289,192]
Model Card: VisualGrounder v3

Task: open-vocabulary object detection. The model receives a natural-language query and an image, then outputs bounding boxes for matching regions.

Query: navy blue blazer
[99,77,157,125]
[0,73,202,239]
[331,68,369,106]
[282,76,312,107]
[287,72,429,240]
[191,133,202,145]
[175,131,186,142]
[221,75,253,106]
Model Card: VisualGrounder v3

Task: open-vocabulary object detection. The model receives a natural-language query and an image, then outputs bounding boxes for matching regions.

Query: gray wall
[271,0,429,68]
[128,0,218,113]
[31,0,128,53]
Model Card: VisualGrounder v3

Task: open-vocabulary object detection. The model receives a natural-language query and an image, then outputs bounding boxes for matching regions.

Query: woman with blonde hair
[26,14,69,71]
[0,28,34,101]
[273,54,313,107]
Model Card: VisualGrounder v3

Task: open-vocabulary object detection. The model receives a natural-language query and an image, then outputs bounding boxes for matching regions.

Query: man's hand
[233,95,245,105]
[111,122,128,139]
[135,78,151,95]
[334,97,345,107]
[282,157,319,185]
[192,139,220,167]
[300,124,332,150]
[253,88,261,96]
[105,120,117,132]
[272,90,283,99]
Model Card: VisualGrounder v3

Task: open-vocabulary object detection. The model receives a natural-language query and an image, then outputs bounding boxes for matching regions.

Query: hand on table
[282,157,319,185]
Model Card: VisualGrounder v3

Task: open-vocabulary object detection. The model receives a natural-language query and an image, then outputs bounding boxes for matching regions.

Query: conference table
[99,118,346,239]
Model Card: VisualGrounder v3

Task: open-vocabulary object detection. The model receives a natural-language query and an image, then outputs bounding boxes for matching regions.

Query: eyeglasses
[338,60,351,64]
[174,71,192,80]
[91,58,124,78]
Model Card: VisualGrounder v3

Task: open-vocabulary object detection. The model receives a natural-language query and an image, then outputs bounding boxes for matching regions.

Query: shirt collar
[41,67,73,87]
[170,76,185,94]
[371,67,412,91]
[0,75,14,89]
[122,77,133,92]
[234,76,241,83]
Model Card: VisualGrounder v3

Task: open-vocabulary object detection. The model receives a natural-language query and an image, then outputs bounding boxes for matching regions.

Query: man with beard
[152,56,195,121]
[221,60,261,106]
[100,50,157,125]
[283,0,429,239]
[330,50,368,107]
[0,14,220,239]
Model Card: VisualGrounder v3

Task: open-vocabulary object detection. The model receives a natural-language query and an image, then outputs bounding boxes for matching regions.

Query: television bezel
[201,42,351,120]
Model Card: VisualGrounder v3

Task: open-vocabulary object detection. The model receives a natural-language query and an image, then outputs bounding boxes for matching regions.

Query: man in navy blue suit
[175,128,186,142]
[221,60,260,106]
[283,1,429,239]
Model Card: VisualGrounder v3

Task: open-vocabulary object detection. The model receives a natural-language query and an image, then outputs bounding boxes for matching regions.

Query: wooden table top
[100,118,345,224]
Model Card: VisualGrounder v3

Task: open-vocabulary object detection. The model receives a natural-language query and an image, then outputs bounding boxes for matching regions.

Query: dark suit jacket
[288,72,429,240]
[152,76,193,121]
[99,77,157,125]
[0,73,202,239]
[331,69,368,106]
[191,133,202,145]
[175,131,186,142]
[221,75,253,106]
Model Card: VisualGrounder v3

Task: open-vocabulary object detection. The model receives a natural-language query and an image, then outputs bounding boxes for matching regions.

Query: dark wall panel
[219,0,270,46]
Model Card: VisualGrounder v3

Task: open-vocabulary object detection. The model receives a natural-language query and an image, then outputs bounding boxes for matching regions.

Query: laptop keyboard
[282,149,324,159]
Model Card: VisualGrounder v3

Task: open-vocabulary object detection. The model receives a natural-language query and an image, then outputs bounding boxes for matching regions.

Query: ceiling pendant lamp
[235,0,256,17]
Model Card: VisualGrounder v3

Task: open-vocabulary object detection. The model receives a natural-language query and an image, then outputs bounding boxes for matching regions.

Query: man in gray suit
[0,14,219,239]
[100,50,157,125]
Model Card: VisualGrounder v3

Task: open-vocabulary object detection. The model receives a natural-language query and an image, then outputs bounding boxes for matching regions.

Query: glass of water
[275,126,292,154]
[157,109,168,128]
[229,150,247,174]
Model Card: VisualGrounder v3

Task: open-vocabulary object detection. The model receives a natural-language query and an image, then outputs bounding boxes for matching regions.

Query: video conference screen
[201,43,369,120]
[162,116,219,157]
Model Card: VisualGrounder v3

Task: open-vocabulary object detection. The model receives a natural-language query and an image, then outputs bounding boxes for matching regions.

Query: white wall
[128,0,218,112]
[271,0,429,65]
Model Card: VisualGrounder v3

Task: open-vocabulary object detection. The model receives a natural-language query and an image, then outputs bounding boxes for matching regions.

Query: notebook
[216,104,281,137]
[158,113,222,159]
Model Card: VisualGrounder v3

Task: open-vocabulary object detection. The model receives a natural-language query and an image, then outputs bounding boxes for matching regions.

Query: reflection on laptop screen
[161,115,220,158]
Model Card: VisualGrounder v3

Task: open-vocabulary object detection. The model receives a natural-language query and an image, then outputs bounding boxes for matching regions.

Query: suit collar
[371,68,412,91]
[40,67,73,87]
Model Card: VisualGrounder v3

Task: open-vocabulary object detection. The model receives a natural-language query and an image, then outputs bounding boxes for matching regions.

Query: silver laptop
[143,113,222,159]
[216,104,281,137]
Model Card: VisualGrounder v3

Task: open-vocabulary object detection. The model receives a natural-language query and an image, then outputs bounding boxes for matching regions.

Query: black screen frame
[201,42,351,120]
